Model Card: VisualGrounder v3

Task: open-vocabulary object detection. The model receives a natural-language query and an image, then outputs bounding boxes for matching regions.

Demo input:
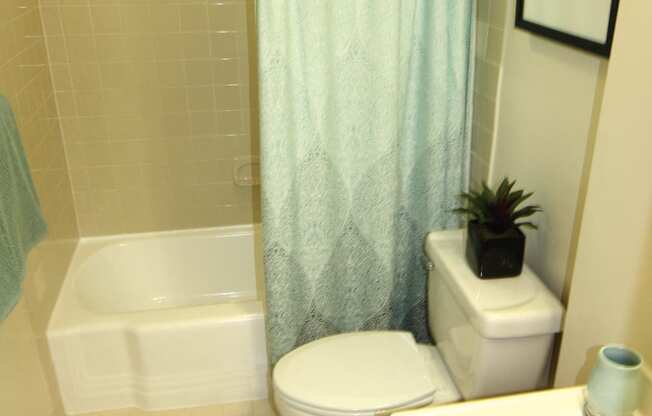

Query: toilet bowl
[274,332,460,416]
[272,230,564,416]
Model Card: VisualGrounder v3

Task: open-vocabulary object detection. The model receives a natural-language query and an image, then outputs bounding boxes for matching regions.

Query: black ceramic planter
[465,221,525,279]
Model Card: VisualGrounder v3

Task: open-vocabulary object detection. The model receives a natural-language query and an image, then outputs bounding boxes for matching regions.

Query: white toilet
[272,230,564,416]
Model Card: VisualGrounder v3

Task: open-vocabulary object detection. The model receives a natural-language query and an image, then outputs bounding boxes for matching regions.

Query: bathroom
[0,0,650,415]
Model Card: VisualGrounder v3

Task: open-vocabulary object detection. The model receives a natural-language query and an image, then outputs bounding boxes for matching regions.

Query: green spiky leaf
[516,222,539,230]
[451,177,542,233]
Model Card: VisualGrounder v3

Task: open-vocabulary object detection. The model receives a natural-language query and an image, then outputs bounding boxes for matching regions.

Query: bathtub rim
[76,223,261,247]
[47,224,264,336]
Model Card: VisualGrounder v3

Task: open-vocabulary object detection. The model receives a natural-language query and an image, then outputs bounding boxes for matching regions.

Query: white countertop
[397,387,587,416]
[397,386,646,416]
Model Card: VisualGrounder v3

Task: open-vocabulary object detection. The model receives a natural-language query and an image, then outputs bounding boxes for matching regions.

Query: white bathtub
[47,225,269,415]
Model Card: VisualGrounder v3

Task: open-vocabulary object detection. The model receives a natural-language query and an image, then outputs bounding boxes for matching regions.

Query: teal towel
[0,95,47,320]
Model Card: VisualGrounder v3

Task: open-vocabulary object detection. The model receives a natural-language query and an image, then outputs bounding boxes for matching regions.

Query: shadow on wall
[626,218,652,414]
[245,0,262,223]
[624,217,652,357]
[574,345,602,385]
[561,61,609,305]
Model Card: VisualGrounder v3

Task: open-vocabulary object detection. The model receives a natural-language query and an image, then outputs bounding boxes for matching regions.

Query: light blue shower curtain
[257,0,475,363]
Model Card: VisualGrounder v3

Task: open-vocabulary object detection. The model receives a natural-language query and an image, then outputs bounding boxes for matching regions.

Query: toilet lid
[274,331,436,413]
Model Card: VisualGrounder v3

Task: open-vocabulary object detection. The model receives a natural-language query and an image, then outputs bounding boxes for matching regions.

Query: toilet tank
[425,230,563,400]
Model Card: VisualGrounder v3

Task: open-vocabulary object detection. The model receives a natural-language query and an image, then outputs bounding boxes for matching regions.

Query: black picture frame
[515,0,620,57]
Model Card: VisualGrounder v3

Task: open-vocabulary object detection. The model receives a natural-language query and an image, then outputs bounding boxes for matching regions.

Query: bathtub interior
[74,227,261,313]
[47,225,269,415]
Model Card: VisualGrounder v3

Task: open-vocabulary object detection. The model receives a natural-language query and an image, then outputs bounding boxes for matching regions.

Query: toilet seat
[273,332,460,416]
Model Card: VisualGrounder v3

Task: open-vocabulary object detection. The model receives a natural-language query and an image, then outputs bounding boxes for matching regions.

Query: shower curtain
[258,0,475,363]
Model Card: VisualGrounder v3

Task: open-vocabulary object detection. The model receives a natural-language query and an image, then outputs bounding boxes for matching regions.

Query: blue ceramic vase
[586,345,643,416]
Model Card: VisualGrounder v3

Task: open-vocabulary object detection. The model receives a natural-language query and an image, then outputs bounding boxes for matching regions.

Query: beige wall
[471,0,508,186]
[555,1,652,412]
[0,242,77,416]
[40,0,260,235]
[0,0,78,414]
[489,0,606,298]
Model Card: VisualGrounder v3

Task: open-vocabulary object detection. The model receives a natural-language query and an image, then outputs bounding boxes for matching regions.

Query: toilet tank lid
[273,332,436,413]
[425,230,564,339]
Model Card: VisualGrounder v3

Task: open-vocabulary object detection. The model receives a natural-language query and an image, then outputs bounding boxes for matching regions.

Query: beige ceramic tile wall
[0,0,78,240]
[40,0,260,235]
[0,0,79,415]
[471,0,508,186]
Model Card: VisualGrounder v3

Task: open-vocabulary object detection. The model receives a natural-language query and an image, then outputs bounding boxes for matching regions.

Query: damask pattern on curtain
[257,0,475,363]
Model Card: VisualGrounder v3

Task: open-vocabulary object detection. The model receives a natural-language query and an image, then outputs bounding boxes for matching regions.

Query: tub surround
[39,0,260,236]
[471,0,509,186]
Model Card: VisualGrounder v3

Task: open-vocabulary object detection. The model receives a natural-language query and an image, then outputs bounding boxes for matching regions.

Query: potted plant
[453,178,542,279]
